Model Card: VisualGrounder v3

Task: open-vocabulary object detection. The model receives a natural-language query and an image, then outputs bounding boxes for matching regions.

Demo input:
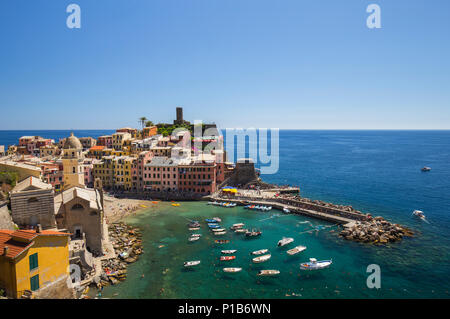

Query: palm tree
[145,120,154,127]
[139,117,147,129]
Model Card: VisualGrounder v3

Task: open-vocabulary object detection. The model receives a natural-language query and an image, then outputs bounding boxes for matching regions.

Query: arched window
[71,204,84,211]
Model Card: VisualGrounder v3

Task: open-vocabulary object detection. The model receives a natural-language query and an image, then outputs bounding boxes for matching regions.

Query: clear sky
[0,0,449,130]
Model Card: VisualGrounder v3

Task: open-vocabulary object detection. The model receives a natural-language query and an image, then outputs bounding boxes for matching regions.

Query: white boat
[221,250,237,254]
[223,267,242,273]
[212,228,226,232]
[286,245,307,256]
[252,254,271,263]
[234,228,248,233]
[283,208,290,213]
[214,231,227,236]
[277,237,294,247]
[300,258,332,270]
[251,249,269,255]
[188,227,200,231]
[213,217,222,222]
[421,166,431,172]
[257,270,280,276]
[184,260,201,267]
[230,223,245,230]
[190,234,202,237]
[412,210,428,222]
[188,236,200,242]
[208,201,218,205]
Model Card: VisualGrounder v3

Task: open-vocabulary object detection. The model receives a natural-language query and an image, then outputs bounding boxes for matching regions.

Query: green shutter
[29,253,38,271]
[30,274,39,291]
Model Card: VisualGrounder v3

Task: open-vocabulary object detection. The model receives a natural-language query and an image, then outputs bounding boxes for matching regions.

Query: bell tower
[62,133,85,190]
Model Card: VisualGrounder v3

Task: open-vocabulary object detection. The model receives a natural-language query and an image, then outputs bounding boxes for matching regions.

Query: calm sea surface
[1,130,449,298]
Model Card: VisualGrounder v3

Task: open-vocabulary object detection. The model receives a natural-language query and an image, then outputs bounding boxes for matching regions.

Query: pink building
[131,151,153,191]
[97,135,113,149]
[41,162,64,192]
[143,157,178,191]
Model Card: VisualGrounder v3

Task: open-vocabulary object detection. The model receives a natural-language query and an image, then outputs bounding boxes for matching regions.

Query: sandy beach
[104,196,154,223]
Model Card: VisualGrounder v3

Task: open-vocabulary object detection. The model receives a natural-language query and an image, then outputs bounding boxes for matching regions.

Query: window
[29,253,38,271]
[71,204,84,211]
[30,274,39,291]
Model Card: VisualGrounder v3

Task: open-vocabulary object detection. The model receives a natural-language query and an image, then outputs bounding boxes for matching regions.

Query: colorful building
[97,135,113,149]
[0,229,70,299]
[143,157,179,191]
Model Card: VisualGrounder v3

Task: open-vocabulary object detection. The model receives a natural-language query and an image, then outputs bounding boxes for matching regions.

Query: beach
[104,195,155,223]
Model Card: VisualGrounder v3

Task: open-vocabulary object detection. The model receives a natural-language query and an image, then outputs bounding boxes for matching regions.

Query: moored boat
[277,237,294,247]
[212,228,226,232]
[205,219,217,223]
[252,254,271,263]
[215,239,230,244]
[234,228,248,233]
[245,229,262,238]
[221,250,237,254]
[223,267,242,273]
[214,231,227,236]
[257,270,280,276]
[188,227,200,231]
[251,249,269,255]
[283,208,290,213]
[188,236,200,242]
[190,234,202,237]
[300,258,332,270]
[184,260,201,267]
[213,217,222,222]
[220,256,236,261]
[230,223,244,230]
[208,224,221,229]
[287,245,307,256]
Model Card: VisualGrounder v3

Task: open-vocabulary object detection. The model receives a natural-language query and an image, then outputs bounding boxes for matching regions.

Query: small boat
[226,203,237,208]
[412,210,427,221]
[215,239,230,244]
[234,228,248,233]
[152,201,159,204]
[277,237,294,247]
[300,258,332,270]
[212,228,226,232]
[188,236,200,242]
[421,166,431,172]
[286,245,307,256]
[230,223,244,229]
[190,234,202,237]
[223,267,242,273]
[205,219,217,223]
[220,256,236,261]
[207,201,219,205]
[213,217,222,222]
[188,227,200,231]
[245,229,262,238]
[172,203,180,207]
[214,231,227,236]
[257,270,280,276]
[208,224,221,229]
[252,254,271,263]
[221,250,237,254]
[283,208,290,213]
[184,260,201,267]
[251,249,269,255]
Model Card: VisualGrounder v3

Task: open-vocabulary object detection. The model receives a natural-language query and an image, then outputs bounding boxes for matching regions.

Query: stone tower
[62,133,85,190]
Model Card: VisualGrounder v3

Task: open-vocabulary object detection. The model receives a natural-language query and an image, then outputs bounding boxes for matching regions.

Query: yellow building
[0,229,70,299]
[113,156,134,190]
[112,132,132,151]
[93,156,115,189]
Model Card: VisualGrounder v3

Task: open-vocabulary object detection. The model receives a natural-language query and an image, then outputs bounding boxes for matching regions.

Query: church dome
[64,133,83,150]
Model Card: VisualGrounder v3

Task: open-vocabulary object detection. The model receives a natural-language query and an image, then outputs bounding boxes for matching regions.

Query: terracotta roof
[90,145,106,151]
[0,230,70,259]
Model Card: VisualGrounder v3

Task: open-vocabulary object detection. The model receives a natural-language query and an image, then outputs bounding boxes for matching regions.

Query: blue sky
[0,0,449,130]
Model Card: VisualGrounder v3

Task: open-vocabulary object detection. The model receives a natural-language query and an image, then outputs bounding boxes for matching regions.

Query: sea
[1,130,449,299]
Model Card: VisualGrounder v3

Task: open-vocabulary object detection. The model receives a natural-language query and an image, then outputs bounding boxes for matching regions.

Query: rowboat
[205,219,217,223]
[251,249,269,255]
[277,237,294,247]
[300,258,332,270]
[221,250,237,254]
[190,234,202,237]
[257,270,280,276]
[215,239,230,244]
[286,245,307,256]
[172,203,180,207]
[234,228,248,233]
[245,229,262,238]
[214,231,227,236]
[220,256,236,261]
[208,224,221,229]
[283,208,290,213]
[252,254,271,263]
[207,201,219,205]
[212,228,226,232]
[230,223,244,230]
[184,260,200,267]
[188,236,200,242]
[213,217,222,222]
[188,227,200,231]
[223,267,242,273]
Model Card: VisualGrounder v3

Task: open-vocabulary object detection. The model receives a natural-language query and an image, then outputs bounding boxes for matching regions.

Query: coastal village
[0,107,412,299]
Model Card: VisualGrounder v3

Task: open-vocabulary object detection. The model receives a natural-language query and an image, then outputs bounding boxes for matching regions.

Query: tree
[139,117,147,129]
[145,120,154,127]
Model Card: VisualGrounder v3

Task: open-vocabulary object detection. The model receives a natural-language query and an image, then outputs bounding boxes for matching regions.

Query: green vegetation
[156,123,192,137]
[139,117,148,129]
[145,120,154,127]
[0,171,19,187]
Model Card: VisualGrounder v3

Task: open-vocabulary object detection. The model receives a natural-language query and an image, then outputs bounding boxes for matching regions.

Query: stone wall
[10,189,56,229]
[0,201,14,230]
[229,160,257,186]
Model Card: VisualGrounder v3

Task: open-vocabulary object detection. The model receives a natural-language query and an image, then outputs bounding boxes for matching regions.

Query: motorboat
[188,236,200,242]
[212,228,226,232]
[221,250,237,254]
[223,267,242,273]
[251,249,269,255]
[215,239,230,244]
[184,260,201,267]
[286,245,307,256]
[230,223,245,230]
[300,258,332,270]
[283,208,290,213]
[421,166,431,172]
[245,229,262,238]
[412,210,427,221]
[220,256,236,261]
[257,270,280,276]
[277,237,294,247]
[252,254,271,263]
[214,231,227,236]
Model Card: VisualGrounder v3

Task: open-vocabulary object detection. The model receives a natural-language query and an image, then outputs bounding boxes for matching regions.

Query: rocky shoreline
[339,216,414,244]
